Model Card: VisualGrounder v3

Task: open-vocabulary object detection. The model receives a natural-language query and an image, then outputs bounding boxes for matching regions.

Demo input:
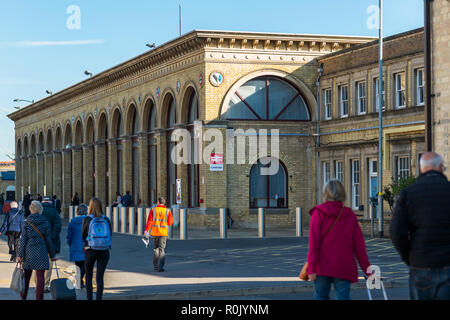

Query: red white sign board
[210,153,224,171]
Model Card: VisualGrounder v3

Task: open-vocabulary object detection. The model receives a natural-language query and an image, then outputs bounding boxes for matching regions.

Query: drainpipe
[424,0,433,152]
[315,63,324,205]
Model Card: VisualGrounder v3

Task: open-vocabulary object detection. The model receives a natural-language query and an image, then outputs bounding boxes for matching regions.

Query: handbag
[299,206,345,281]
[10,262,25,295]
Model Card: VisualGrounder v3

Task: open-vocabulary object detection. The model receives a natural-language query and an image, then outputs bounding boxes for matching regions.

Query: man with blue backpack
[82,198,112,300]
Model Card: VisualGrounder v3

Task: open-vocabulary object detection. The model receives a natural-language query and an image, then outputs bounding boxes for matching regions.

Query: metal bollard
[168,207,174,240]
[296,207,303,237]
[180,208,187,240]
[137,207,144,236]
[120,207,126,233]
[220,208,227,239]
[258,208,265,238]
[128,207,135,235]
[113,207,119,233]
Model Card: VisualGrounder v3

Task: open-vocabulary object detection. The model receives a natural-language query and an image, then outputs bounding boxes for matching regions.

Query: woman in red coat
[307,179,371,300]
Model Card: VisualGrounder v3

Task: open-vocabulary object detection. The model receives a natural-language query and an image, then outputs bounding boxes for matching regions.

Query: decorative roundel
[209,72,224,87]
[156,87,160,99]
[176,80,181,93]
[199,73,204,86]
[138,94,142,105]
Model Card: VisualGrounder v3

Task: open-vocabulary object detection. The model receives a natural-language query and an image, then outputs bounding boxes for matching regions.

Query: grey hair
[420,154,444,171]
[323,179,347,202]
[29,200,43,214]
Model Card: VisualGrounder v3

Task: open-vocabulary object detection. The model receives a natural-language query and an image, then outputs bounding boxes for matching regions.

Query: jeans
[7,231,20,258]
[84,249,110,300]
[153,236,167,271]
[409,266,450,300]
[314,276,351,300]
[75,260,85,287]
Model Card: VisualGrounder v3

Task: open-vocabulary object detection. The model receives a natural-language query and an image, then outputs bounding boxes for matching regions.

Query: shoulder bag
[299,206,345,281]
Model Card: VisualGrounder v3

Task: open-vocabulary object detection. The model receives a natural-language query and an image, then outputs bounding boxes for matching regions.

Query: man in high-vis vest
[144,197,173,272]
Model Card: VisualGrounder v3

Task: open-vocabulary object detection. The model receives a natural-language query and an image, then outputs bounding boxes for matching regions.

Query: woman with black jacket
[82,198,112,300]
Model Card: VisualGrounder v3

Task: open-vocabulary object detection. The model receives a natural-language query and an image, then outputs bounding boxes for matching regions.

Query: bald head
[420,152,444,174]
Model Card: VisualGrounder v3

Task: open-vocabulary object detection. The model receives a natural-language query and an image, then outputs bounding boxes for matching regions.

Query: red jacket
[307,201,371,283]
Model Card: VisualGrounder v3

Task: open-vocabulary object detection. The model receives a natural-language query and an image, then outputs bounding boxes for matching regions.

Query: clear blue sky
[0,0,424,161]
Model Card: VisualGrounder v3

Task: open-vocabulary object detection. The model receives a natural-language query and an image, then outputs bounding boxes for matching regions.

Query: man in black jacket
[390,152,450,300]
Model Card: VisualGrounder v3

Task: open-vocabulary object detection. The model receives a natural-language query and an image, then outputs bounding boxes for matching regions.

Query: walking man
[390,152,450,300]
[144,197,173,272]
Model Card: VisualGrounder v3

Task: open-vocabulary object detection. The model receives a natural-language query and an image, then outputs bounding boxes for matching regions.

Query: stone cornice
[8,29,375,124]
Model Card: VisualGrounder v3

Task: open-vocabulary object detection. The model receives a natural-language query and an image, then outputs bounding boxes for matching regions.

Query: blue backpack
[86,215,111,250]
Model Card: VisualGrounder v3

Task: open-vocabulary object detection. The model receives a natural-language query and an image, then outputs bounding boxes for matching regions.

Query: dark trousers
[153,236,167,271]
[84,249,110,300]
[409,266,450,300]
[75,260,86,286]
[7,231,20,257]
[22,269,45,300]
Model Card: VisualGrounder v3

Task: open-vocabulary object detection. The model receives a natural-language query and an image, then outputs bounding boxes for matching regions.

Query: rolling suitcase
[50,261,77,300]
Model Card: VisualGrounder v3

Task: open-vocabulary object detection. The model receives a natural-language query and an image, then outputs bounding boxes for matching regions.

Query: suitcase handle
[53,261,60,279]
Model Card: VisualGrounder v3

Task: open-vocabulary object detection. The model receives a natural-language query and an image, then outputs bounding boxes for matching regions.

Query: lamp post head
[46,90,52,95]
[84,70,93,77]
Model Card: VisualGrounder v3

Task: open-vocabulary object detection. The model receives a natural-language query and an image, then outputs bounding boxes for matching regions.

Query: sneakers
[9,256,16,262]
[44,288,50,294]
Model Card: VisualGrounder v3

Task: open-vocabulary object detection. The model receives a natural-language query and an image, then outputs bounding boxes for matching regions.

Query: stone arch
[142,96,157,132]
[159,89,177,128]
[54,126,62,150]
[23,135,29,156]
[180,83,199,124]
[125,102,139,135]
[46,128,53,152]
[97,110,109,141]
[74,119,83,146]
[220,69,317,121]
[111,107,123,139]
[30,134,37,155]
[16,138,22,158]
[38,130,45,153]
[85,115,95,144]
[64,122,72,148]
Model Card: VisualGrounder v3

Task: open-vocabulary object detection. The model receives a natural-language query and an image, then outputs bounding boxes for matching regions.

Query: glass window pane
[249,162,268,208]
[224,93,258,119]
[277,95,310,120]
[269,164,286,208]
[237,78,267,119]
[188,91,198,123]
[268,78,297,119]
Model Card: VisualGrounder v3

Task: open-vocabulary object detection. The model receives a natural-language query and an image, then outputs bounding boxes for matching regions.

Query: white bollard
[258,208,265,238]
[120,207,126,233]
[296,207,303,237]
[105,206,112,221]
[137,207,144,236]
[180,208,187,240]
[128,207,135,235]
[113,207,119,233]
[220,208,227,239]
[69,206,74,221]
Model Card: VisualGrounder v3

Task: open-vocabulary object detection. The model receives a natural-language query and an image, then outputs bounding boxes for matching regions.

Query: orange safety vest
[151,206,170,237]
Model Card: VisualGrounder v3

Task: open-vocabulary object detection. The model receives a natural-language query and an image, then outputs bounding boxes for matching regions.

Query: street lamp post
[377,0,384,238]
[13,99,34,104]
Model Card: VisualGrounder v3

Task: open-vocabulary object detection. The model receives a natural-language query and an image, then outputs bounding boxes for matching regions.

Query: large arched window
[145,100,157,206]
[166,96,177,206]
[249,157,287,208]
[187,89,199,208]
[223,76,310,121]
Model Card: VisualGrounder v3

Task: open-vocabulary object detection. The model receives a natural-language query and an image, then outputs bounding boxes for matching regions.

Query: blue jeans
[409,266,450,300]
[314,276,351,300]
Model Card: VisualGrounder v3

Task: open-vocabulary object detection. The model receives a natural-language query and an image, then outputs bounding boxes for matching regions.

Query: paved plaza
[0,216,409,300]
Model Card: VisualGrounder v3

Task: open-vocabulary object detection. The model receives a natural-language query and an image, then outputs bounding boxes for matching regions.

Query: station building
[8,28,425,232]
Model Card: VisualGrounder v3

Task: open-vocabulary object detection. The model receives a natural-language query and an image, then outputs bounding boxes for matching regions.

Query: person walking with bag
[67,203,88,288]
[144,197,173,272]
[16,201,56,300]
[302,180,371,300]
[0,201,24,262]
[82,198,112,300]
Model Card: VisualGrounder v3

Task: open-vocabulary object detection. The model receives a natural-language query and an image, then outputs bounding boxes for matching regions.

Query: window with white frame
[395,73,406,109]
[374,77,385,112]
[323,161,331,187]
[357,81,366,115]
[339,85,349,117]
[324,89,332,120]
[396,156,410,180]
[416,68,424,106]
[351,159,360,210]
[335,160,343,183]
